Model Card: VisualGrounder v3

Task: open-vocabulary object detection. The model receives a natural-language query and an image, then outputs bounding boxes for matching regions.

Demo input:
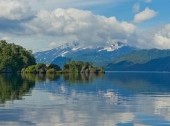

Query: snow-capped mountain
[35,42,137,67]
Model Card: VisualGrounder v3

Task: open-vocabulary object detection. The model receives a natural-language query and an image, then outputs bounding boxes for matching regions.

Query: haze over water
[0,72,170,126]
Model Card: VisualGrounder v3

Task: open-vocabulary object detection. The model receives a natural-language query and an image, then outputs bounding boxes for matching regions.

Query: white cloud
[134,7,157,23]
[26,0,123,10]
[128,24,170,49]
[153,24,170,48]
[1,0,168,50]
[35,0,112,8]
[23,8,135,47]
[5,0,122,18]
[0,0,32,20]
[0,0,127,21]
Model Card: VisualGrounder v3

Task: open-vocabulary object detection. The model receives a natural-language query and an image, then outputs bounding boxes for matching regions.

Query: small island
[63,61,104,74]
[21,61,104,74]
[0,40,105,74]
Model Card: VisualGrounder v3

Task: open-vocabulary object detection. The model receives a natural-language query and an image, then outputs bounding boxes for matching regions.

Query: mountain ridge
[106,56,170,72]
[35,42,136,67]
[35,42,170,71]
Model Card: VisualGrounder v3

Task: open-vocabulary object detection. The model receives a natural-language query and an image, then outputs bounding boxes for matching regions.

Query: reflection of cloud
[134,94,170,125]
[102,91,118,104]
[0,88,136,126]
[24,8,135,47]
[2,89,169,126]
[153,96,170,121]
[1,75,170,126]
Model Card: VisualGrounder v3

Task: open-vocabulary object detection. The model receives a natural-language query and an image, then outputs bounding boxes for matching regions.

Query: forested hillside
[0,40,36,73]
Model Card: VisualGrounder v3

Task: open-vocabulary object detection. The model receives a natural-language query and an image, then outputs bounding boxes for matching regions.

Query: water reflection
[21,73,60,82]
[106,72,170,94]
[62,73,104,84]
[0,72,170,126]
[0,74,35,104]
[0,73,102,104]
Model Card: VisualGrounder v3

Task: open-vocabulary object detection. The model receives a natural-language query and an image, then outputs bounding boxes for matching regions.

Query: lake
[0,72,170,126]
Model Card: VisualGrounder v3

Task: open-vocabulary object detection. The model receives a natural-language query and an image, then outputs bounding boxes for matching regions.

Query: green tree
[63,61,104,73]
[0,40,36,73]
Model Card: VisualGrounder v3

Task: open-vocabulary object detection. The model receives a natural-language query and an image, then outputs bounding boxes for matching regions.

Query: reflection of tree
[0,74,35,103]
[21,73,60,82]
[21,73,45,82]
[62,73,104,84]
[0,73,60,104]
[46,73,60,81]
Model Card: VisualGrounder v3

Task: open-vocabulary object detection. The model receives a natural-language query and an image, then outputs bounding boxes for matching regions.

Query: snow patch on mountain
[60,51,69,56]
[99,42,127,52]
[35,41,135,67]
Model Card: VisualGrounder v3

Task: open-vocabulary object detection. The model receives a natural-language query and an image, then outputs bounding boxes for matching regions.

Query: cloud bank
[0,0,169,50]
[23,8,135,47]
[129,24,170,49]
[0,0,31,20]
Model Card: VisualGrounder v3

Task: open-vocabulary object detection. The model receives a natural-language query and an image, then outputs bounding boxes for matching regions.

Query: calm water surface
[0,72,170,126]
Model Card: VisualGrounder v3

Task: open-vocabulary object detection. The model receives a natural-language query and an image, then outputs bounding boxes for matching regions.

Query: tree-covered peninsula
[0,40,36,73]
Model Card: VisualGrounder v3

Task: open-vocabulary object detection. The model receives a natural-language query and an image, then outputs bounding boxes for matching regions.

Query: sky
[0,0,170,52]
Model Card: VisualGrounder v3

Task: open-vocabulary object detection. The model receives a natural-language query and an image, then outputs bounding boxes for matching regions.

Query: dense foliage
[63,61,104,73]
[0,40,36,73]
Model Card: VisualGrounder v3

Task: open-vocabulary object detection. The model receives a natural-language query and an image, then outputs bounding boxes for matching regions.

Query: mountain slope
[35,42,79,64]
[51,57,71,68]
[113,49,170,64]
[106,56,170,72]
[35,42,136,67]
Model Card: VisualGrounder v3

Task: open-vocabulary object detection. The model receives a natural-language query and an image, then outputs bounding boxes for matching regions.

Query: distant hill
[35,42,170,72]
[113,49,170,64]
[106,55,170,72]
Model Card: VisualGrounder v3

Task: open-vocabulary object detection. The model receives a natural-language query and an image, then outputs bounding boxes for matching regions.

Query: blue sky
[0,0,170,51]
[87,0,170,28]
